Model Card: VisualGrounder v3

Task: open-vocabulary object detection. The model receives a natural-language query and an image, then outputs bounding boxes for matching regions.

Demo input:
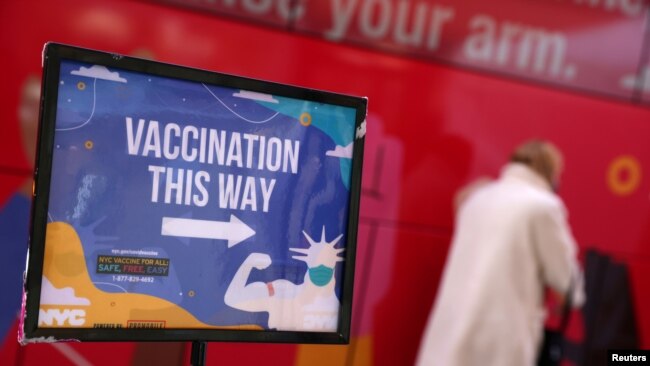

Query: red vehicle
[1,1,648,365]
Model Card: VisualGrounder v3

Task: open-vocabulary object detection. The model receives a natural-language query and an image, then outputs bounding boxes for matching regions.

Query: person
[416,139,584,366]
[0,75,39,348]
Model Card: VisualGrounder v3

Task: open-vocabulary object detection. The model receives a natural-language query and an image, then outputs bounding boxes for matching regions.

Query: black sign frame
[22,43,366,344]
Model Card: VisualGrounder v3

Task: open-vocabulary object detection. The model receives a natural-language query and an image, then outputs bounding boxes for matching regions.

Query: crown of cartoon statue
[290,227,345,268]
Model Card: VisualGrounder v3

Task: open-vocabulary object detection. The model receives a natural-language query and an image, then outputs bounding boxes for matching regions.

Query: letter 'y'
[325,0,359,41]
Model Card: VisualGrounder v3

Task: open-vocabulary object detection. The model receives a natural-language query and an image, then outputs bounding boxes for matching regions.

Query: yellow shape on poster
[40,222,261,330]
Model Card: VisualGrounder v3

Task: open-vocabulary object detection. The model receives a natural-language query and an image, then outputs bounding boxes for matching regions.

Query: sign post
[191,341,207,366]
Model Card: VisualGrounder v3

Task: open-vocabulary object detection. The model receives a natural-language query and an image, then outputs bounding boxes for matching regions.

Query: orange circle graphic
[607,155,642,196]
[299,112,312,126]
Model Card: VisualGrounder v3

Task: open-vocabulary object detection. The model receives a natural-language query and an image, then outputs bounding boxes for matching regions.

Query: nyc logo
[38,277,90,327]
[38,308,86,327]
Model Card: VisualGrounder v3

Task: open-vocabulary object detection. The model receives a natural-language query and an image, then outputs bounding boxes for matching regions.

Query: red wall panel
[1,0,649,364]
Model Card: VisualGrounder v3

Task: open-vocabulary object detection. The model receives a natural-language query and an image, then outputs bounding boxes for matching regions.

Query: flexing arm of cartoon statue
[225,228,344,331]
[224,253,271,312]
[224,253,296,312]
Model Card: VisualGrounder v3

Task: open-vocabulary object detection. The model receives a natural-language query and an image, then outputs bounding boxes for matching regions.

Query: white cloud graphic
[619,67,650,92]
[71,65,127,83]
[40,277,90,306]
[233,90,278,104]
[326,142,353,159]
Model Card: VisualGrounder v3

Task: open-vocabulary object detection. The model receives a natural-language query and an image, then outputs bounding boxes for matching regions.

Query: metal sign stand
[190,341,207,366]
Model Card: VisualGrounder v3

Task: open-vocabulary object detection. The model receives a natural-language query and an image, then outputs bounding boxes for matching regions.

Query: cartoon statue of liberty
[225,227,344,331]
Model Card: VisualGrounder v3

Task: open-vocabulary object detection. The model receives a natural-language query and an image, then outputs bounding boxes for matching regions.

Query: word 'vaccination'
[125,117,300,212]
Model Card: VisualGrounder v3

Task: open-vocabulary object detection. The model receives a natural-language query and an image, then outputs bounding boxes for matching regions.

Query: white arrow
[161,215,255,247]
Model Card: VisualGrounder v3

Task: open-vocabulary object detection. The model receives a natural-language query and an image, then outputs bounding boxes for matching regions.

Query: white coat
[416,163,584,366]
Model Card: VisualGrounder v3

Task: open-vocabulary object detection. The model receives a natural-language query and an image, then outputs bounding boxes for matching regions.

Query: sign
[157,0,650,102]
[21,43,366,343]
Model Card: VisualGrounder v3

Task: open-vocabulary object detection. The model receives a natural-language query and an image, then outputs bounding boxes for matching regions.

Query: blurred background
[0,0,649,365]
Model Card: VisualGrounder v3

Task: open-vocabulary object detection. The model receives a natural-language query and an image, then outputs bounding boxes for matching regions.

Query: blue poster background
[46,60,357,328]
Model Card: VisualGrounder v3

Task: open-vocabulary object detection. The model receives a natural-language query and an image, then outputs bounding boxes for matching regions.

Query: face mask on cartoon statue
[309,265,334,286]
[290,227,345,287]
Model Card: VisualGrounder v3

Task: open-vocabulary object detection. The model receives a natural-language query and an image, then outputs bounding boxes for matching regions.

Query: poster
[23,45,365,342]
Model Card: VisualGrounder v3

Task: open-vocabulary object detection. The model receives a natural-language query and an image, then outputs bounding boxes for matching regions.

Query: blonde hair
[510,140,563,187]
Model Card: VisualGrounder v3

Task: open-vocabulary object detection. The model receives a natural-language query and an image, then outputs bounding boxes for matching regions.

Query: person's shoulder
[526,189,567,218]
[453,177,494,211]
[495,176,566,215]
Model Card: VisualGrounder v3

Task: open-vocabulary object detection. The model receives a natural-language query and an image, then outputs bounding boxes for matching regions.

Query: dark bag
[537,329,565,365]
[581,250,639,366]
[537,281,573,366]
[538,250,640,366]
